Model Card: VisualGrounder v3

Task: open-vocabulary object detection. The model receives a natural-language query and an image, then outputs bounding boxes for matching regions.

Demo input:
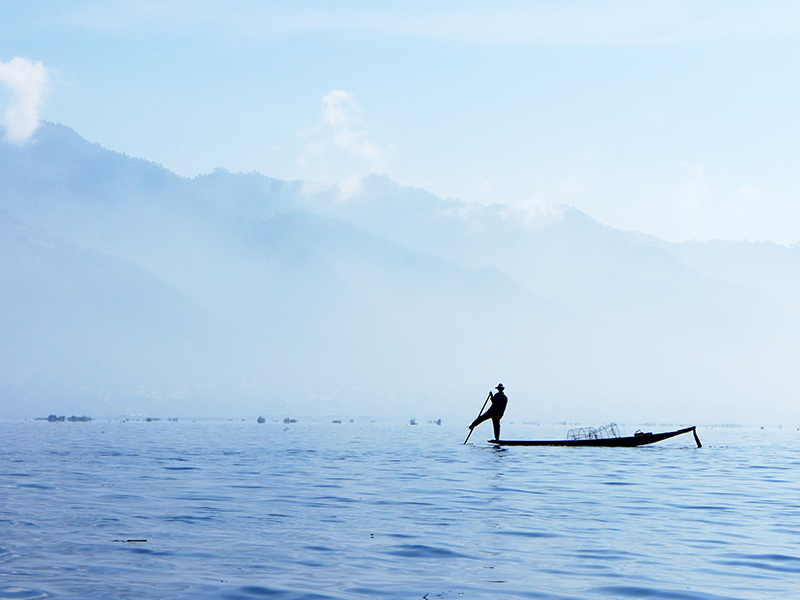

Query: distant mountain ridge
[0,210,237,415]
[2,122,799,423]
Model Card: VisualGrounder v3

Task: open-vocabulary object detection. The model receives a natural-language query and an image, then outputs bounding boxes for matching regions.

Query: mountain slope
[0,212,238,416]
[2,123,799,423]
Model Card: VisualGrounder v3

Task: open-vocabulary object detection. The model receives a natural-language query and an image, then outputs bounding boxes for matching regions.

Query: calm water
[1,420,799,599]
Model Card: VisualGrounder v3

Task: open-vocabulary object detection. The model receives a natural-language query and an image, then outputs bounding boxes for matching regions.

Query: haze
[2,2,800,425]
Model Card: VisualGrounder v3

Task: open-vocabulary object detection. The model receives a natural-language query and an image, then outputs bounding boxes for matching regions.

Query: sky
[2,1,800,244]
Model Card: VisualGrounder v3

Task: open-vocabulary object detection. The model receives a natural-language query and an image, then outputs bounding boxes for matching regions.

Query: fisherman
[468,384,508,441]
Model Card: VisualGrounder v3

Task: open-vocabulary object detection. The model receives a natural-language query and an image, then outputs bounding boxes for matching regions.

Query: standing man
[468,384,508,441]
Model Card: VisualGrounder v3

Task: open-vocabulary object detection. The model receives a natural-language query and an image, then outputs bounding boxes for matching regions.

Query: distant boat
[489,426,701,448]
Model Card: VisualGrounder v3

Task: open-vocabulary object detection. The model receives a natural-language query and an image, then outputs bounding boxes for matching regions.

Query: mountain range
[2,123,798,424]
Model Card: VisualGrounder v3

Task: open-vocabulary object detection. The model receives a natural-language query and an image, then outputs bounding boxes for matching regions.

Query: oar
[463,391,492,445]
[692,426,702,448]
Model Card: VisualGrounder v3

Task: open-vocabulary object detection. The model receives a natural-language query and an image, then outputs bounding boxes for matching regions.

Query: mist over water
[3,123,800,424]
[2,420,799,599]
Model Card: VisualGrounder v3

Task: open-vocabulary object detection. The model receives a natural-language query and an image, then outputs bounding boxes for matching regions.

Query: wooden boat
[489,426,701,448]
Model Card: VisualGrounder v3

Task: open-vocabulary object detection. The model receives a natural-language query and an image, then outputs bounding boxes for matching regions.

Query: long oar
[463,392,492,445]
[692,426,702,448]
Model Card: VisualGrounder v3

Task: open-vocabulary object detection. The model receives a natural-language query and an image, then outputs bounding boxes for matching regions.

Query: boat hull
[489,426,701,448]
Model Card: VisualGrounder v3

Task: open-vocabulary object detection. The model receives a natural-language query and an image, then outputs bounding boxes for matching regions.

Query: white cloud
[0,57,49,144]
[322,89,354,128]
[337,175,365,200]
[297,89,394,182]
[321,89,393,166]
[508,196,565,227]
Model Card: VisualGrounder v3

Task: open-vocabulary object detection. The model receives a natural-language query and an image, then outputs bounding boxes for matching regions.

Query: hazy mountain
[0,211,238,416]
[2,122,799,424]
[652,239,800,317]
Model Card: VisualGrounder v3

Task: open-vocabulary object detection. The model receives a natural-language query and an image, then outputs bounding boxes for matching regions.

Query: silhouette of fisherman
[468,384,508,441]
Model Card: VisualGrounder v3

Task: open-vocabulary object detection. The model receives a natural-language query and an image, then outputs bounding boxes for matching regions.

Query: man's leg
[470,410,493,430]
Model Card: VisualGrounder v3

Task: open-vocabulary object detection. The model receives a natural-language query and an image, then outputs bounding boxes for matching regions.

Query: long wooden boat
[490,426,701,448]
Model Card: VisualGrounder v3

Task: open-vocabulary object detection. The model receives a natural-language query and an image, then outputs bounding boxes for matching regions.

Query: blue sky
[2,1,800,243]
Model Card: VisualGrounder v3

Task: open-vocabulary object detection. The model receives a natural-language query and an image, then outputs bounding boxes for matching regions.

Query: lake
[1,419,799,599]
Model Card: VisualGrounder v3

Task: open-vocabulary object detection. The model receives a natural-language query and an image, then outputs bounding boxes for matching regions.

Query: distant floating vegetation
[38,414,92,422]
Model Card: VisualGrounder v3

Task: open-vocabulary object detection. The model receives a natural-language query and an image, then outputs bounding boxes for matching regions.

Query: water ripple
[220,585,337,599]
[0,547,18,563]
[384,544,469,558]
[496,530,559,539]
[594,586,739,599]
[0,588,49,600]
[717,552,800,573]
[3,422,800,599]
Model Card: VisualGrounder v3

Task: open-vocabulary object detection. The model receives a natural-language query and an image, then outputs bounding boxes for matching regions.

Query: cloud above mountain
[322,90,391,165]
[298,89,394,181]
[0,57,49,144]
